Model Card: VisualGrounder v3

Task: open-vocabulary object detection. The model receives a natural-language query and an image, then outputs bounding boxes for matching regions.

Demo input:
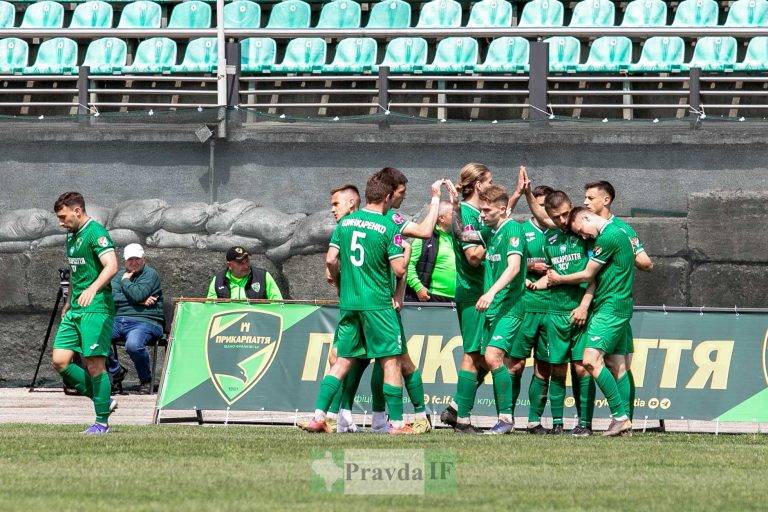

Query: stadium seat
[316,0,361,28]
[324,37,377,73]
[366,0,411,28]
[475,37,529,73]
[621,0,667,27]
[121,37,177,73]
[224,0,261,29]
[83,37,127,74]
[117,1,161,29]
[735,37,768,70]
[577,36,632,72]
[672,0,719,26]
[0,1,15,29]
[240,37,277,73]
[422,37,478,73]
[416,0,462,28]
[20,1,64,28]
[518,0,564,27]
[69,1,113,29]
[0,38,28,73]
[378,37,428,72]
[272,38,326,73]
[23,37,77,74]
[466,0,512,27]
[168,1,211,29]
[724,0,768,26]
[174,38,217,73]
[266,0,311,29]
[629,36,685,72]
[569,0,615,27]
[544,36,581,72]
[686,36,738,71]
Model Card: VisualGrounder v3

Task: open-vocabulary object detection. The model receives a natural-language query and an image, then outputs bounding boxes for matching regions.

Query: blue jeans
[107,316,163,383]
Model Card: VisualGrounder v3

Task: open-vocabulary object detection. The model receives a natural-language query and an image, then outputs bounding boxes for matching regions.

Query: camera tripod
[28,268,71,392]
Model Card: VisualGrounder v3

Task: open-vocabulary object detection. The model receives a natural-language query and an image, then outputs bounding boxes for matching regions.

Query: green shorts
[545,312,581,364]
[481,311,525,356]
[576,308,631,357]
[625,323,634,354]
[396,311,408,355]
[53,310,114,358]
[456,301,484,354]
[335,308,403,359]
[509,311,549,361]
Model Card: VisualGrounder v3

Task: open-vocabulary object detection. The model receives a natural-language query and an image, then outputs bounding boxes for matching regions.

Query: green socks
[595,367,626,418]
[59,363,91,398]
[527,375,548,423]
[491,366,513,416]
[371,360,385,413]
[91,372,112,424]
[627,369,636,420]
[340,359,370,411]
[549,375,566,426]
[616,372,632,421]
[403,370,426,414]
[383,383,404,422]
[578,376,596,427]
[456,370,478,419]
[510,371,522,416]
[314,375,342,413]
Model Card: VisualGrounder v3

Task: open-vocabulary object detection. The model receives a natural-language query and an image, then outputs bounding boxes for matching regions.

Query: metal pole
[225,41,241,108]
[76,65,89,115]
[689,67,702,128]
[528,41,549,122]
[377,65,389,130]
[209,137,216,204]
[216,0,226,106]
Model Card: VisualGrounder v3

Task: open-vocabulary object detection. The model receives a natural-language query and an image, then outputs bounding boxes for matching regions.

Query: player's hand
[519,166,531,194]
[122,272,134,280]
[526,279,537,291]
[325,267,336,287]
[570,305,588,328]
[546,269,562,286]
[143,296,158,307]
[60,303,69,319]
[77,285,98,307]
[430,180,443,198]
[475,292,494,312]
[416,288,431,302]
[392,297,403,312]
[443,179,459,203]
[528,261,549,275]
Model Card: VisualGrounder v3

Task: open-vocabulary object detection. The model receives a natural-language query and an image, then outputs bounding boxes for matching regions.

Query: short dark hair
[544,190,571,211]
[566,206,591,230]
[585,181,616,203]
[54,192,86,213]
[374,167,408,188]
[479,184,509,206]
[330,184,360,197]
[532,185,554,199]
[365,174,394,204]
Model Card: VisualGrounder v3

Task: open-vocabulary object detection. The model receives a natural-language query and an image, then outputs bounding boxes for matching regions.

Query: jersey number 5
[350,231,366,267]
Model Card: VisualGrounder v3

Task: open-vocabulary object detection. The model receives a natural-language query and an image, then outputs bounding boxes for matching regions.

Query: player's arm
[77,250,118,307]
[506,165,527,214]
[526,274,548,290]
[401,180,444,239]
[547,259,602,286]
[325,246,341,288]
[61,281,72,318]
[523,168,556,230]
[392,240,411,310]
[635,251,653,272]
[464,245,485,267]
[476,253,521,311]
[120,268,155,304]
[570,281,595,327]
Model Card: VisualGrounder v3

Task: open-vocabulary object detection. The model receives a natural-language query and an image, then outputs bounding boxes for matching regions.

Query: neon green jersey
[452,202,492,303]
[543,228,590,312]
[521,219,550,313]
[483,218,526,317]
[591,222,635,318]
[65,218,115,314]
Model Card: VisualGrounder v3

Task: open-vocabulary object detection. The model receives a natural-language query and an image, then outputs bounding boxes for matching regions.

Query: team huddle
[300,164,652,436]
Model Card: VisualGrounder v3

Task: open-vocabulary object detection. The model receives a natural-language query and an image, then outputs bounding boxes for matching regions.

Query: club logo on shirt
[559,244,567,254]
[97,236,109,248]
[594,246,603,256]
[75,238,83,251]
[393,234,403,247]
[392,213,406,225]
[251,282,261,293]
[510,237,520,248]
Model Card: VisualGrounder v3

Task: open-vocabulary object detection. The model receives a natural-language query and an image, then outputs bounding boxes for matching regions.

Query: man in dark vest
[206,246,283,301]
[405,201,456,302]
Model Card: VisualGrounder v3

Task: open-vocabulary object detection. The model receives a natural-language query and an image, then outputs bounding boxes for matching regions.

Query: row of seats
[2,35,766,74]
[3,0,768,29]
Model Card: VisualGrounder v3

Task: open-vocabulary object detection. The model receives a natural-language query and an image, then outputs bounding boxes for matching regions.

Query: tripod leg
[29,288,63,392]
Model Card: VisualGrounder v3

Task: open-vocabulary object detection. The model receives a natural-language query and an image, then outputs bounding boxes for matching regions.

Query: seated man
[405,200,456,302]
[207,246,283,301]
[108,243,164,395]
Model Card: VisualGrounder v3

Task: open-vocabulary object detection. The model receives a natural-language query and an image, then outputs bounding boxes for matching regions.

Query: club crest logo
[75,238,83,251]
[205,310,283,405]
[97,236,109,248]
[510,237,520,248]
[559,244,567,254]
[393,234,403,247]
[251,281,261,293]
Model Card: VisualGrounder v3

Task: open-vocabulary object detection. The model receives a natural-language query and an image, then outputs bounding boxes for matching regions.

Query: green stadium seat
[569,0,615,27]
[266,0,311,29]
[621,0,667,27]
[0,1,15,28]
[224,0,261,29]
[466,0,513,28]
[629,36,685,72]
[272,38,326,73]
[422,37,478,73]
[416,0,462,28]
[122,37,177,73]
[20,1,64,28]
[518,0,564,27]
[735,37,768,70]
[168,1,211,29]
[672,0,719,27]
[724,0,768,26]
[240,37,277,73]
[0,38,28,73]
[378,37,428,72]
[366,0,411,28]
[577,36,632,72]
[83,37,127,74]
[174,37,217,73]
[24,37,77,74]
[544,36,581,72]
[324,37,377,73]
[117,1,161,29]
[686,36,737,71]
[70,1,113,29]
[316,0,361,28]
[475,37,529,73]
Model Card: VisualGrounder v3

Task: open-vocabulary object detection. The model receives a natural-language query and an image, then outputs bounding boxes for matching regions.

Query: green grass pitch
[0,424,765,511]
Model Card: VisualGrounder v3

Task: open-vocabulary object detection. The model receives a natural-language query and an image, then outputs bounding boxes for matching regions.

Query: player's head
[123,243,145,273]
[583,181,615,216]
[373,167,408,209]
[364,173,395,210]
[567,206,602,239]
[226,246,251,278]
[532,185,554,210]
[456,163,492,200]
[54,191,87,233]
[544,190,573,231]
[330,184,360,221]
[478,184,509,227]
[437,200,453,232]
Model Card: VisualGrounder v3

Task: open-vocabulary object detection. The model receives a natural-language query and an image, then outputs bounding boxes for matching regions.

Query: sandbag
[0,209,60,241]
[203,234,264,254]
[265,240,292,262]
[231,207,306,247]
[87,206,112,227]
[205,199,257,234]
[110,199,168,234]
[0,241,31,253]
[109,229,144,247]
[162,203,213,234]
[32,234,67,249]
[146,229,205,250]
[290,210,335,251]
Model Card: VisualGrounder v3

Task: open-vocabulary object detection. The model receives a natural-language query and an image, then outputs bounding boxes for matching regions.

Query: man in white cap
[107,243,164,395]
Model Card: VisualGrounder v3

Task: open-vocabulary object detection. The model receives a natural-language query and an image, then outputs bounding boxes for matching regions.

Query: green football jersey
[329,208,404,310]
[65,218,115,314]
[452,202,492,304]
[543,228,590,312]
[609,215,645,256]
[483,219,526,317]
[521,219,550,313]
[590,222,636,318]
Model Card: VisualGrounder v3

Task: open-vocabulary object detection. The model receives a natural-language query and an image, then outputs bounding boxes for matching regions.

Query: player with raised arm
[50,192,119,435]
